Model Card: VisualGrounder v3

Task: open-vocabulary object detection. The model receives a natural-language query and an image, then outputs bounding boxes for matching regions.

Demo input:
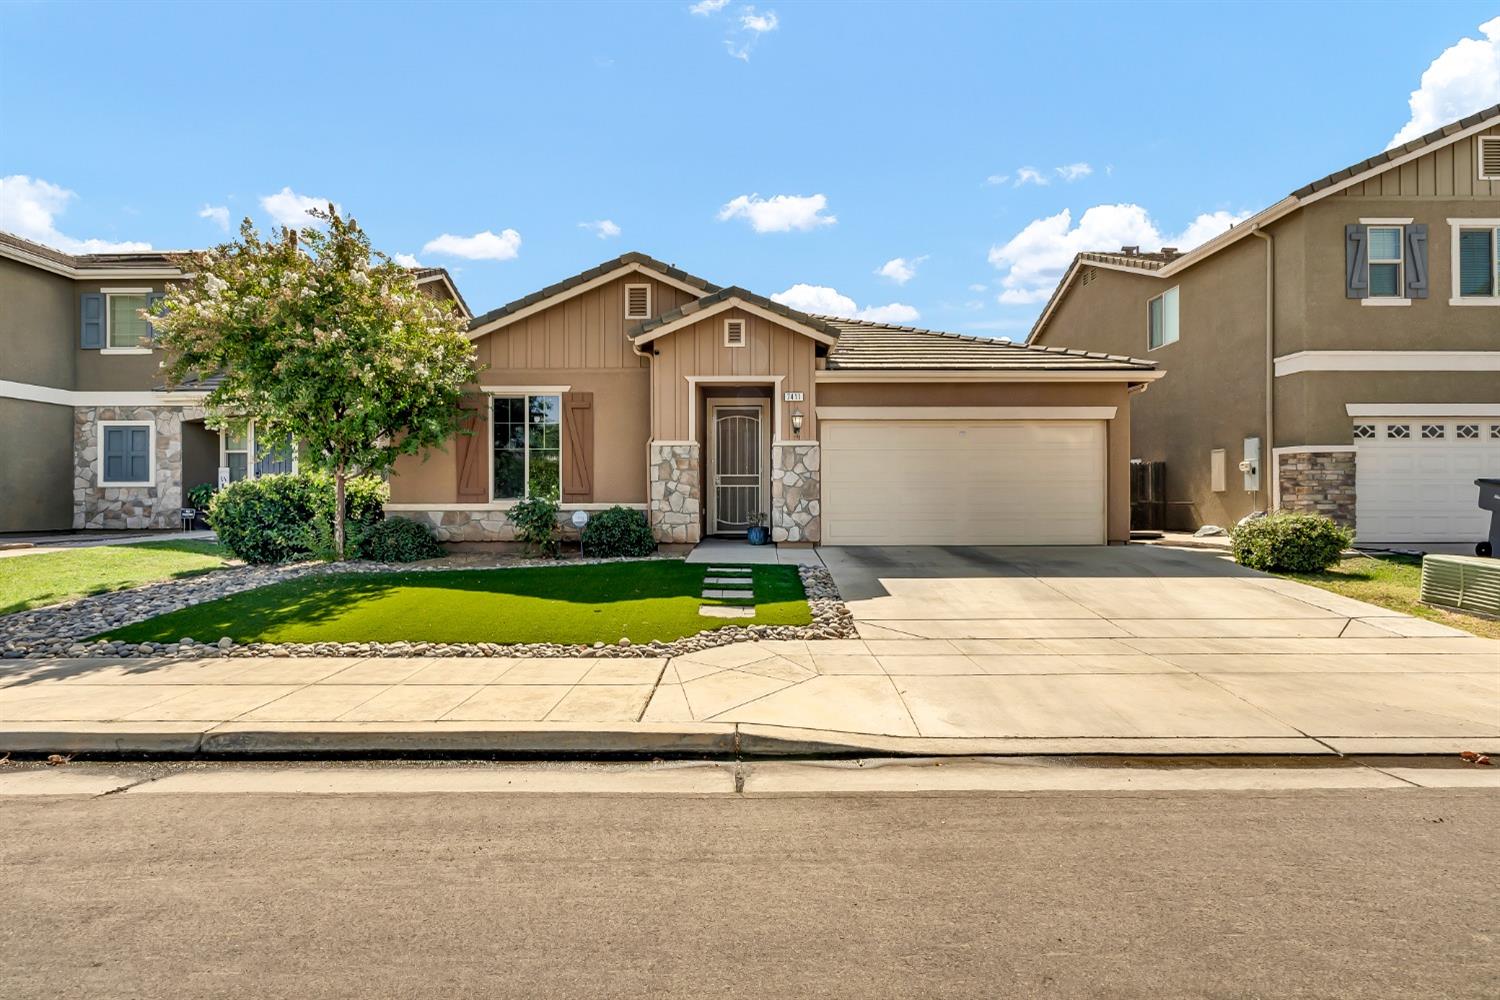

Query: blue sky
[3,2,1498,336]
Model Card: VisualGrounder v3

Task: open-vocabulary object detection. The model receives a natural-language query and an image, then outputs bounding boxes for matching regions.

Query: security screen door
[711,406,764,535]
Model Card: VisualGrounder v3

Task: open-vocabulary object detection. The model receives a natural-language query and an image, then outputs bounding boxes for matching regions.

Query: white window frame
[1479,136,1500,181]
[1146,285,1179,351]
[219,421,299,482]
[487,391,564,503]
[1359,218,1410,306]
[1447,218,1500,306]
[97,419,155,486]
[623,283,651,320]
[101,287,155,354]
[723,317,747,348]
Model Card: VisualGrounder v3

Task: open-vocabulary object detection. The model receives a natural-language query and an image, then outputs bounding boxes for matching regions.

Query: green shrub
[1231,512,1352,573]
[208,472,388,564]
[581,506,655,558]
[365,517,443,563]
[506,494,561,557]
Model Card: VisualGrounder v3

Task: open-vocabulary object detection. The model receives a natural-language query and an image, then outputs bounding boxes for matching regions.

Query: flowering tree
[152,208,478,559]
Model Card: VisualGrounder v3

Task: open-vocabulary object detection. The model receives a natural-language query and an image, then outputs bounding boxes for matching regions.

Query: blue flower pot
[747,525,770,546]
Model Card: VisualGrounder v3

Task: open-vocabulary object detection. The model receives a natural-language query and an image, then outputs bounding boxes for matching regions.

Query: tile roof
[1074,250,1173,271]
[468,252,721,330]
[627,285,844,341]
[0,230,184,270]
[1291,102,1500,198]
[820,317,1155,371]
[410,266,472,318]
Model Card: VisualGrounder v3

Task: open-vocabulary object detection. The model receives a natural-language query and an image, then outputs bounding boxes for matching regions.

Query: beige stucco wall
[1279,370,1500,444]
[74,278,173,391]
[815,379,1136,544]
[0,398,74,532]
[0,257,76,390]
[648,307,820,442]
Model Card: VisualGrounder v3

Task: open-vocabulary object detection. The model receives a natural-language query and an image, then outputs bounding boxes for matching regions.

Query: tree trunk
[334,463,347,561]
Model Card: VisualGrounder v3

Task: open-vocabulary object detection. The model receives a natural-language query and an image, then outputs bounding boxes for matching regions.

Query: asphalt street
[1,767,1495,999]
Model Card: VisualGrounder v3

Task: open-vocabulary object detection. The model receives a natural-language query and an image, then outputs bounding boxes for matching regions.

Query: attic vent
[624,283,651,320]
[1480,137,1500,181]
[1080,266,1096,286]
[724,318,747,348]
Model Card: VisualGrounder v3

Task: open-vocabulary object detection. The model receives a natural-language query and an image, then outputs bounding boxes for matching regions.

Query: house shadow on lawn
[0,540,231,616]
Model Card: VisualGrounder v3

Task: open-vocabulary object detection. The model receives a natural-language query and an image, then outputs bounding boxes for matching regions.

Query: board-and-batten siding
[1335,127,1500,198]
[649,308,818,442]
[472,275,698,372]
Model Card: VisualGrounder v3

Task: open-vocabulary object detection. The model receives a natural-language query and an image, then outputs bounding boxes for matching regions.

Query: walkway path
[0,530,216,559]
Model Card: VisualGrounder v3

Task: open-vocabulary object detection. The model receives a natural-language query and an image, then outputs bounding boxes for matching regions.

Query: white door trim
[685,375,784,441]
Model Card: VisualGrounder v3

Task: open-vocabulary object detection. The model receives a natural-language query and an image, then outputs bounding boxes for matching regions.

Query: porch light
[791,408,804,436]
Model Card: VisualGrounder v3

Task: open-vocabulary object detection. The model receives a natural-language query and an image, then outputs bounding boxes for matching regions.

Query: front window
[1456,225,1499,300]
[492,394,560,500]
[107,292,151,349]
[1147,286,1179,350]
[222,421,297,483]
[1366,226,1404,298]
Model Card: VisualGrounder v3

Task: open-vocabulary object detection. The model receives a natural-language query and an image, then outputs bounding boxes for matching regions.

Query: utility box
[1240,437,1261,493]
[1420,554,1500,617]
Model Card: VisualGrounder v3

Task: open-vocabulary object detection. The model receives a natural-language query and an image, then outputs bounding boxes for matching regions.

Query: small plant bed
[99,561,813,648]
[1275,554,1500,640]
[0,541,230,616]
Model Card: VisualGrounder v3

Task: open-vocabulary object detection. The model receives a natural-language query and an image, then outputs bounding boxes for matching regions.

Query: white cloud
[198,204,230,231]
[984,173,1009,186]
[771,283,918,323]
[718,193,835,233]
[741,8,778,32]
[875,255,926,285]
[1388,17,1500,148]
[0,175,152,253]
[1056,162,1093,182]
[579,219,621,239]
[260,187,340,228]
[421,228,522,261]
[393,253,422,268]
[986,203,1252,304]
[1013,167,1048,187]
[689,0,729,13]
[968,283,987,292]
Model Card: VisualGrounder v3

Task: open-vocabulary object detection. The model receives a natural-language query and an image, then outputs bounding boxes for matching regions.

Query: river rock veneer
[0,559,853,660]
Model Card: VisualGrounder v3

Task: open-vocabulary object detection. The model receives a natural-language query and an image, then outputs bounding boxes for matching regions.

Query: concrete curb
[1,723,1494,759]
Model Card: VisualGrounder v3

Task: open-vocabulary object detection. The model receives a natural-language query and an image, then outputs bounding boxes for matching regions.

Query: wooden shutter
[454,394,489,502]
[80,294,104,349]
[561,391,594,503]
[1404,224,1428,299]
[1344,224,1368,299]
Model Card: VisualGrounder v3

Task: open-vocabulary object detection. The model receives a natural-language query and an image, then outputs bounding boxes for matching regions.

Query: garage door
[1354,418,1500,543]
[820,420,1107,545]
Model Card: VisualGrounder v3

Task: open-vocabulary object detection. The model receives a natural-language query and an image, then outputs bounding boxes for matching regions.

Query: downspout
[1251,227,1275,512]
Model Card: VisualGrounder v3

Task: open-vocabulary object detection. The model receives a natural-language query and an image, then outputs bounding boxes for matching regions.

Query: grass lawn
[101,560,811,646]
[1276,554,1500,640]
[1,541,231,616]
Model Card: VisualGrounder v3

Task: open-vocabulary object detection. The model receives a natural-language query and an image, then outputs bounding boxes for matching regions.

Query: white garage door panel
[822,420,1106,545]
[1354,419,1500,543]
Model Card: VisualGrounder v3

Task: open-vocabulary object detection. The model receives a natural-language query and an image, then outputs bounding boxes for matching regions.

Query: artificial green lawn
[1275,554,1500,640]
[101,560,810,645]
[1,540,230,616]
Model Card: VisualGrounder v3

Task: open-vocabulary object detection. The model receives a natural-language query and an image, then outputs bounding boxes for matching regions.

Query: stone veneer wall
[649,442,701,544]
[393,510,519,543]
[1277,450,1356,527]
[771,442,821,543]
[73,405,202,529]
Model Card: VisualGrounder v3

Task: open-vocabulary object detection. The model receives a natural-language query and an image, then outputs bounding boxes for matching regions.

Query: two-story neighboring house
[0,232,468,534]
[1029,105,1500,546]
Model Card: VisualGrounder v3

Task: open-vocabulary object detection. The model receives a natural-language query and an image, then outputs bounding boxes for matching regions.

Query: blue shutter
[1344,224,1368,299]
[80,294,105,349]
[103,427,126,482]
[129,427,151,482]
[146,292,166,341]
[1404,224,1428,299]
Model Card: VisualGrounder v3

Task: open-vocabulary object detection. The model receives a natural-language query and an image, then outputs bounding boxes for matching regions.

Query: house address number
[783,391,805,402]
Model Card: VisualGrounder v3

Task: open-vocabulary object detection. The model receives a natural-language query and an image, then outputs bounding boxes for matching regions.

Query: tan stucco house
[0,238,1160,546]
[1029,104,1500,545]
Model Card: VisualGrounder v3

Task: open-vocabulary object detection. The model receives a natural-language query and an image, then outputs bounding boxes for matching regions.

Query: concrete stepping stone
[702,589,755,600]
[704,576,752,585]
[698,605,755,618]
[705,566,752,574]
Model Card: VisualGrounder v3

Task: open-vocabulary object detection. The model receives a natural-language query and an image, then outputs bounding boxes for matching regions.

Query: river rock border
[0,557,854,660]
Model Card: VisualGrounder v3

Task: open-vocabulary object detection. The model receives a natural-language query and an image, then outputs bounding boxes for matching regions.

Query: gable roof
[410,266,472,319]
[821,317,1155,374]
[1027,103,1500,344]
[0,230,187,278]
[466,251,721,339]
[627,285,844,346]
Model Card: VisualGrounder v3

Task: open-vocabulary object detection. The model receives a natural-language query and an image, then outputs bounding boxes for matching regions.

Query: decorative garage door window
[1422,424,1446,439]
[492,395,561,501]
[1457,425,1480,439]
[1353,424,1376,439]
[1386,424,1410,439]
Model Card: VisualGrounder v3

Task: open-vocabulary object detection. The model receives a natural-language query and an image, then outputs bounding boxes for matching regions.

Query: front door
[709,404,765,535]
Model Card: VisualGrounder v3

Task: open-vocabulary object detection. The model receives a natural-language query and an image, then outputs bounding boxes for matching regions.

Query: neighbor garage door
[820,419,1107,545]
[1354,417,1500,543]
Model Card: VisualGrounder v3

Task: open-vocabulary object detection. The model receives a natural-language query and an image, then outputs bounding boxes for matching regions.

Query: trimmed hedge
[365,517,443,563]
[1230,512,1352,573]
[581,506,656,558]
[208,472,388,564]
